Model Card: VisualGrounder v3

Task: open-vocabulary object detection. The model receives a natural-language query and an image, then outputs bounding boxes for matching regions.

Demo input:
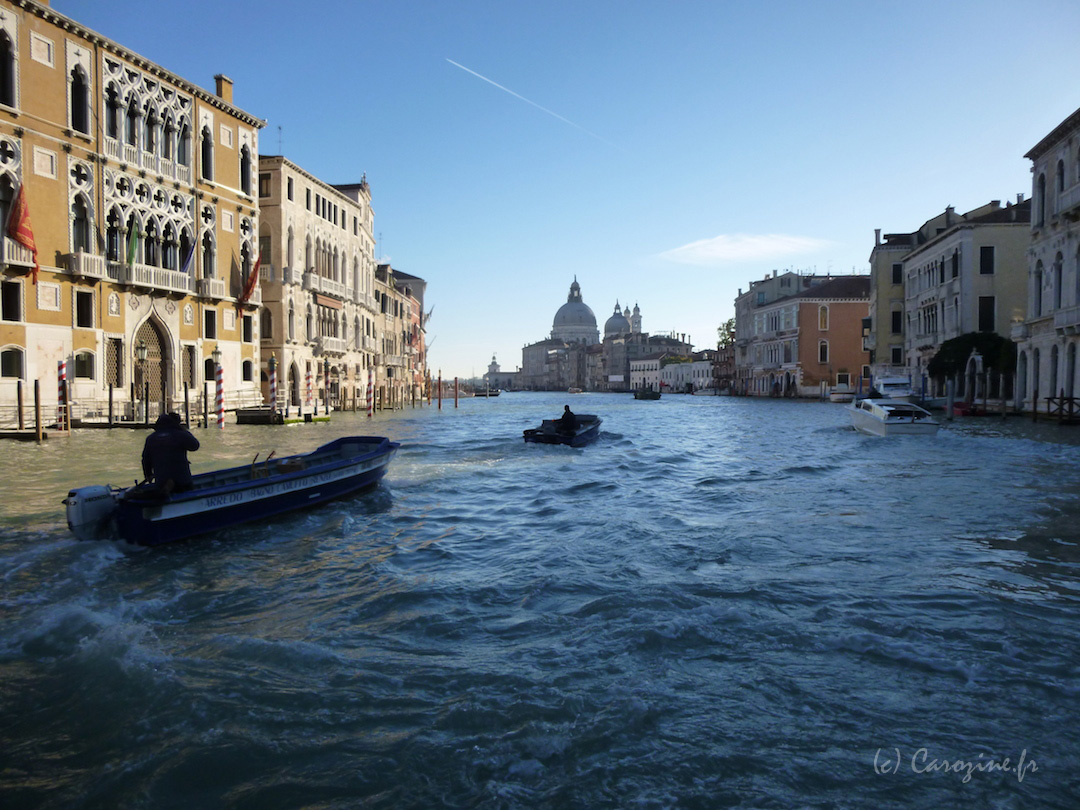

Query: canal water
[1,393,1078,808]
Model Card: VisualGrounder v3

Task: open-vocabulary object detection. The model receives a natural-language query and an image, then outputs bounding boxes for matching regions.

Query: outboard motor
[63,485,120,541]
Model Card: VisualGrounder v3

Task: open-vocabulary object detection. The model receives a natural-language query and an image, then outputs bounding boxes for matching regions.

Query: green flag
[126,225,138,265]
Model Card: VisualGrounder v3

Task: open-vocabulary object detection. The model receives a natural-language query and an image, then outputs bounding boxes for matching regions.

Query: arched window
[1036,174,1046,227]
[105,208,122,261]
[818,305,828,331]
[0,33,15,108]
[305,236,312,272]
[306,305,313,340]
[261,307,273,339]
[74,350,95,380]
[162,116,174,161]
[239,145,252,195]
[1050,345,1060,397]
[242,359,253,382]
[144,218,159,266]
[200,125,213,181]
[143,107,158,155]
[1054,252,1064,310]
[0,346,24,378]
[177,123,191,166]
[70,68,89,134]
[105,84,120,139]
[204,357,215,382]
[72,196,92,254]
[125,97,140,146]
[1057,160,1066,194]
[162,223,177,270]
[179,229,193,273]
[241,242,252,280]
[288,302,295,341]
[818,340,828,364]
[201,231,215,278]
[125,213,140,265]
[1034,261,1044,318]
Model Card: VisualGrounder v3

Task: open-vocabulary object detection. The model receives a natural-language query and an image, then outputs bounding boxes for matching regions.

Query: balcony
[319,336,346,355]
[303,270,347,299]
[1054,305,1080,335]
[64,252,107,280]
[1011,320,1031,341]
[116,262,194,294]
[197,277,227,299]
[103,137,192,184]
[1058,183,1080,221]
[1,236,35,270]
[241,287,262,307]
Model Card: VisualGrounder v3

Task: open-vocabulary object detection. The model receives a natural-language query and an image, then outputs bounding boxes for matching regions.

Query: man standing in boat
[557,404,577,434]
[142,412,200,493]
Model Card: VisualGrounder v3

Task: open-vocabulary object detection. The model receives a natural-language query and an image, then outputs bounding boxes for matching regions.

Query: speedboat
[872,376,914,401]
[523,414,602,447]
[64,436,399,546]
[848,398,940,436]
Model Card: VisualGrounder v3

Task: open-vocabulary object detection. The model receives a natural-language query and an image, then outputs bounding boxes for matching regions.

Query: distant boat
[634,388,661,400]
[473,388,500,398]
[829,384,855,403]
[64,436,399,546]
[567,387,583,394]
[523,414,602,447]
[872,376,914,402]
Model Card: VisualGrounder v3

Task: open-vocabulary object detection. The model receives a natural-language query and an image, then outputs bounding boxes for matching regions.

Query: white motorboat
[872,376,914,401]
[848,398,940,436]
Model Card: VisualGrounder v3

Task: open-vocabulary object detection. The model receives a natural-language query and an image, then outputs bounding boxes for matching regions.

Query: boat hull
[69,436,398,546]
[523,416,601,447]
[848,399,940,436]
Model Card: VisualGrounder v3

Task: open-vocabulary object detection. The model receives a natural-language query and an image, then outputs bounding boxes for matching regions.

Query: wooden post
[184,386,191,427]
[437,371,442,410]
[143,381,150,426]
[203,381,210,428]
[108,385,114,426]
[16,380,23,430]
[1000,373,1007,419]
[34,380,42,443]
[945,378,955,421]
[454,377,459,408]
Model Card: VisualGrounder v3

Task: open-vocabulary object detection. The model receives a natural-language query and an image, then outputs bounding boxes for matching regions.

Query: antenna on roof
[278,125,282,154]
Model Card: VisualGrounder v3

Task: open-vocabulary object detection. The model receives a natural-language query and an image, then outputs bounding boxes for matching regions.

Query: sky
[57,0,1080,379]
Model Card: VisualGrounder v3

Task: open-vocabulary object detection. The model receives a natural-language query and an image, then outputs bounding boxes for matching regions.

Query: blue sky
[59,0,1080,379]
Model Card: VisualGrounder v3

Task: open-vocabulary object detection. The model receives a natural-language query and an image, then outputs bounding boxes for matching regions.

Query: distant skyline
[59,0,1080,378]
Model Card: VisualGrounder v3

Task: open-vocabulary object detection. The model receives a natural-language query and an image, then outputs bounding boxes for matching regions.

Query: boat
[63,436,399,546]
[829,384,855,403]
[871,376,914,401]
[473,388,501,398]
[848,398,940,436]
[567,387,583,394]
[634,387,661,400]
[523,414,602,447]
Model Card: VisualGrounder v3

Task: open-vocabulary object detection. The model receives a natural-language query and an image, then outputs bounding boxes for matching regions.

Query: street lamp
[135,339,148,423]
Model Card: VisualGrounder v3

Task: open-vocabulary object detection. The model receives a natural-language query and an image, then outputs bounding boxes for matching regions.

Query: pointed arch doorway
[135,319,169,414]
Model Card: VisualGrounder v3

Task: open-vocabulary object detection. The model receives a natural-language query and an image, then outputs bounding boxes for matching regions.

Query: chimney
[1017,193,1025,204]
[875,228,881,246]
[214,74,234,104]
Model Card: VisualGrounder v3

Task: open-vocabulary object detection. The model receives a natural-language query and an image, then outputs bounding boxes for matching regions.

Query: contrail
[446,58,615,147]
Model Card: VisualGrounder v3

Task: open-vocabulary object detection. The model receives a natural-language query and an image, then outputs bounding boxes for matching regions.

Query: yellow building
[0,0,264,422]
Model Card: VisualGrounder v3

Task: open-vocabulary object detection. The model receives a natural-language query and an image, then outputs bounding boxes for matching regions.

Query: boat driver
[141,412,200,493]
[558,405,577,433]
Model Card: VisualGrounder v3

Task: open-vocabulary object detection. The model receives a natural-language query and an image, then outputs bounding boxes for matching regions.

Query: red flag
[7,184,40,284]
[236,252,261,312]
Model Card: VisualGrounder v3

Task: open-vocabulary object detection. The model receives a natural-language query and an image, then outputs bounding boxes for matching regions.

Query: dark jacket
[142,420,200,491]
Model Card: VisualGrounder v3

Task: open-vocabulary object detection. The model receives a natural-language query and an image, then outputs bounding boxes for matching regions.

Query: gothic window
[70,68,89,134]
[818,305,828,331]
[125,97,140,146]
[162,116,174,160]
[105,208,122,261]
[144,218,160,266]
[200,125,213,181]
[105,84,120,139]
[177,123,191,166]
[288,302,295,341]
[72,196,92,254]
[143,107,158,155]
[240,145,252,195]
[818,340,829,364]
[162,223,177,270]
[1036,174,1046,228]
[179,229,193,273]
[261,307,272,340]
[201,231,215,278]
[0,33,14,108]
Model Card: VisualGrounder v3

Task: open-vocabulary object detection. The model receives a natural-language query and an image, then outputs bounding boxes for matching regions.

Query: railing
[64,252,108,280]
[104,137,122,161]
[116,262,193,295]
[196,277,226,299]
[321,336,346,354]
[1054,305,1080,334]
[1,236,35,268]
[102,137,191,183]
[303,270,347,299]
[1056,183,1080,218]
[123,143,139,164]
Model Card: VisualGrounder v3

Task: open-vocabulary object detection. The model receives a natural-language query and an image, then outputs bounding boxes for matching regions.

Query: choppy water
[2,393,1080,809]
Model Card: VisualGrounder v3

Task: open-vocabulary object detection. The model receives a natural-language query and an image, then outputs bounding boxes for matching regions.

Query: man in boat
[557,404,578,434]
[142,412,200,493]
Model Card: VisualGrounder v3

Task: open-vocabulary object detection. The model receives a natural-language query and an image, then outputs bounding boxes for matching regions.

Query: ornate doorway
[134,319,168,410]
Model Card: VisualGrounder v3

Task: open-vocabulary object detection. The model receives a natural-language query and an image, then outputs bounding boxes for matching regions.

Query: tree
[926,332,1016,379]
[717,318,735,349]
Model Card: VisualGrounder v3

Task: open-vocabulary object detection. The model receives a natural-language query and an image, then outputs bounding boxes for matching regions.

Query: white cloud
[658,234,832,266]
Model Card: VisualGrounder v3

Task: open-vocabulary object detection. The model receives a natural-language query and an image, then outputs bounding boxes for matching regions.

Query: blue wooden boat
[64,436,399,546]
[523,414,602,447]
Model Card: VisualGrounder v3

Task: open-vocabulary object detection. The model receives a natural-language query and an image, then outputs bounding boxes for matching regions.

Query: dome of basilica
[604,302,631,337]
[551,279,600,344]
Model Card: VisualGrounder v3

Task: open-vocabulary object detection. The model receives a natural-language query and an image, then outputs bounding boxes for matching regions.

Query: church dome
[552,279,599,344]
[604,302,631,337]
